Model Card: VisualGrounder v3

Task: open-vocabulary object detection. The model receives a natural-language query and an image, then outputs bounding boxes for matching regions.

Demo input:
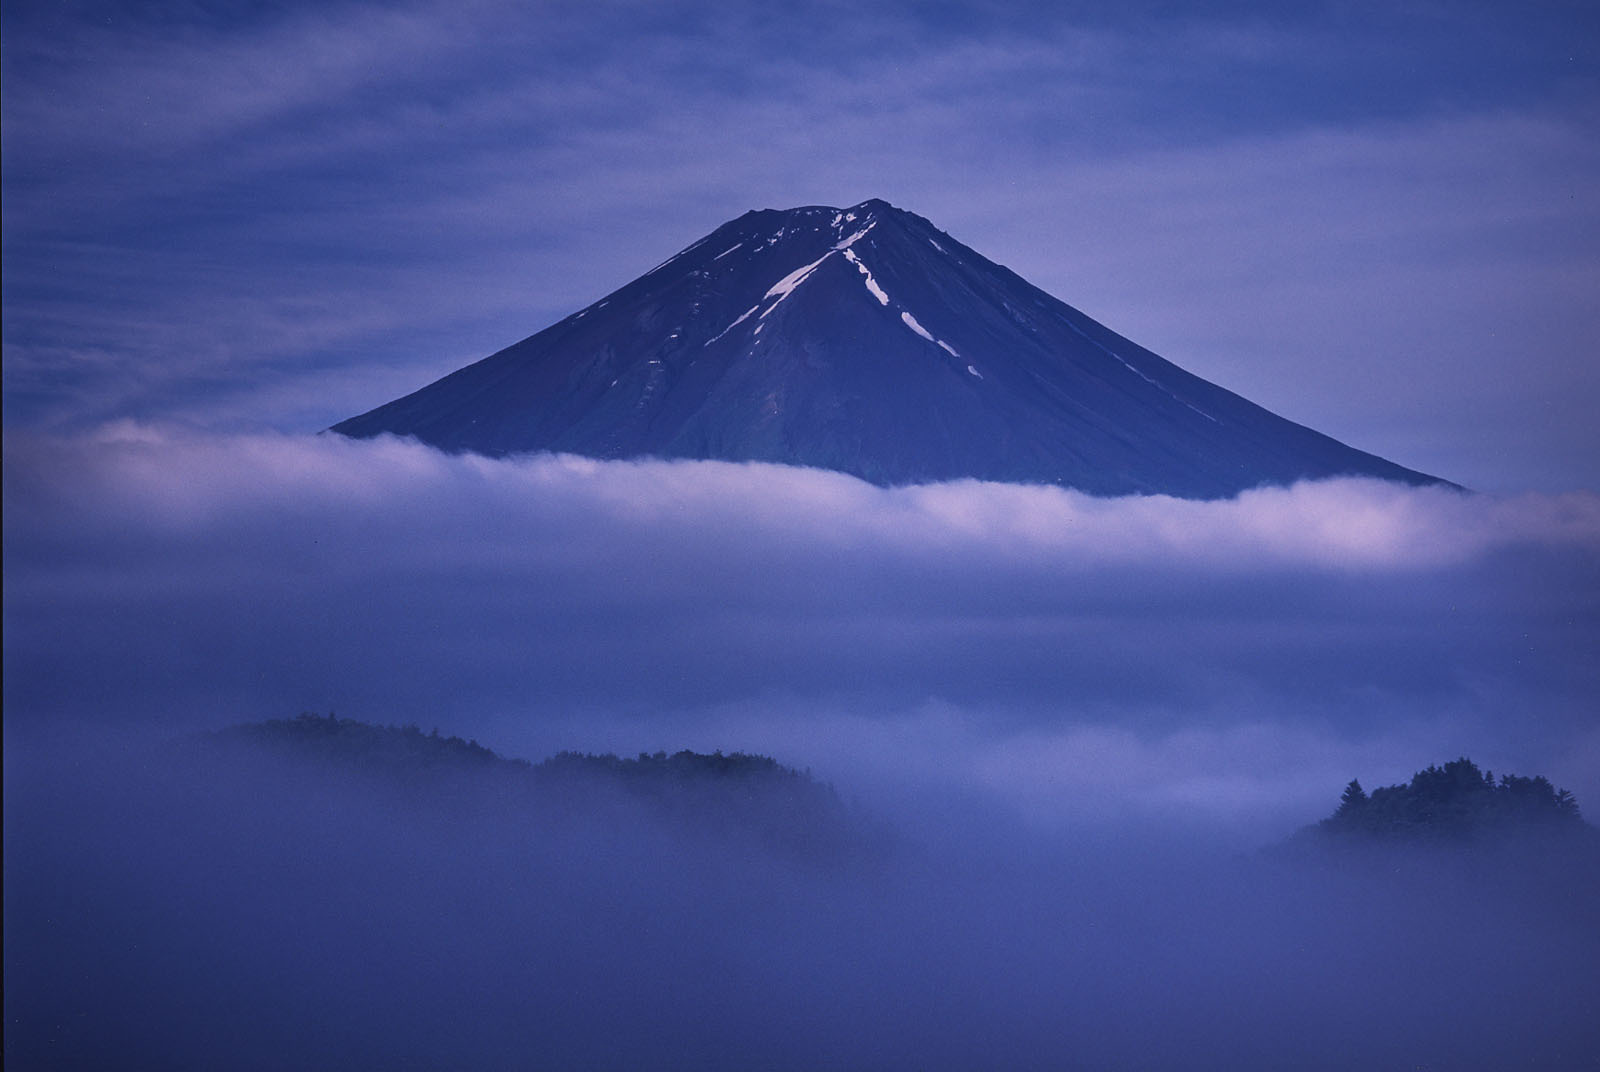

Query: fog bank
[6,428,1597,834]
[6,733,1597,1070]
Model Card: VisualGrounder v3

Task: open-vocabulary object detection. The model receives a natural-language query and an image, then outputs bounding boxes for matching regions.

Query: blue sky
[4,0,1597,492]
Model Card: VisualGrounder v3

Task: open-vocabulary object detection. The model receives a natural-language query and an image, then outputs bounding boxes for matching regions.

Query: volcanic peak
[331,199,1449,498]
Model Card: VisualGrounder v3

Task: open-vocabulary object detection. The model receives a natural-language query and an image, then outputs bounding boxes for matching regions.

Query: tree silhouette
[1336,779,1368,818]
[1316,757,1584,842]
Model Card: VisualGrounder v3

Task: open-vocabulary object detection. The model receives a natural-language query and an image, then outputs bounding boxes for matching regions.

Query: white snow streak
[842,249,890,306]
[643,233,711,276]
[901,311,963,361]
[1112,353,1158,387]
[705,304,761,345]
[756,221,879,321]
[900,310,935,341]
[834,224,875,251]
[1111,352,1215,421]
[713,243,744,260]
[967,365,983,378]
[760,252,833,318]
[764,254,830,300]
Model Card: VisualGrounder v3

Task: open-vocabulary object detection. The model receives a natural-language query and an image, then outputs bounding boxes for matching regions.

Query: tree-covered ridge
[539,747,800,781]
[202,713,865,861]
[212,712,521,774]
[1317,757,1583,841]
[211,713,820,790]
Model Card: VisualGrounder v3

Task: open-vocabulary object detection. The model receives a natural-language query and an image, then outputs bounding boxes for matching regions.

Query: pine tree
[1334,779,1368,821]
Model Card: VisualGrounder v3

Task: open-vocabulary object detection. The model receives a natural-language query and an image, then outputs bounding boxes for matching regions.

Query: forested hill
[1300,757,1592,846]
[210,713,518,778]
[1274,759,1599,927]
[201,713,872,862]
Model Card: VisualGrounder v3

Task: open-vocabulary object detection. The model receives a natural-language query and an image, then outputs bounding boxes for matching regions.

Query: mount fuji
[332,199,1446,498]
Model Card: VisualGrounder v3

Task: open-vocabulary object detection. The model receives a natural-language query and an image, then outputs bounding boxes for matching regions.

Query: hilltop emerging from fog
[1304,756,1588,844]
[10,718,1600,1070]
[203,713,874,862]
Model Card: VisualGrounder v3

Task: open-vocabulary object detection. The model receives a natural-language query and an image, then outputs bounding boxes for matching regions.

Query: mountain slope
[332,199,1446,498]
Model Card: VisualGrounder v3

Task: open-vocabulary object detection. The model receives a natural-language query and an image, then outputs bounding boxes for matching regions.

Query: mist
[6,426,1597,830]
[7,727,1597,1071]
[6,427,1600,1067]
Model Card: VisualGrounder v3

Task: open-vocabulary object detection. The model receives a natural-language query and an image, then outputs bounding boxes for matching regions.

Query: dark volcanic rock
[333,199,1447,498]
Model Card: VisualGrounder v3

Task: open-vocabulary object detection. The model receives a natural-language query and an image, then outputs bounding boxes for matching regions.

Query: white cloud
[7,430,1597,832]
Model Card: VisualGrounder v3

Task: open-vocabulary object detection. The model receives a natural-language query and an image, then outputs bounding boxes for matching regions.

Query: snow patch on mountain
[900,310,935,341]
[706,305,760,345]
[843,249,890,306]
[643,234,712,277]
[755,220,881,322]
[893,308,962,359]
[761,252,833,317]
[833,223,875,251]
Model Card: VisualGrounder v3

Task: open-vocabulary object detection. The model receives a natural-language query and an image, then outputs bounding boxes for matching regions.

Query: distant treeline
[209,719,1592,860]
[204,713,868,861]
[213,711,515,773]
[1315,757,1583,841]
[212,712,820,786]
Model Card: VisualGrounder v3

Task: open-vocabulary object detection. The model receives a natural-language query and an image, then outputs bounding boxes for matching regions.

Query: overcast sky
[3,0,1597,493]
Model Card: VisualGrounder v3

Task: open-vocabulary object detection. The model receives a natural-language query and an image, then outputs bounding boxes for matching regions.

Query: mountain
[332,198,1446,498]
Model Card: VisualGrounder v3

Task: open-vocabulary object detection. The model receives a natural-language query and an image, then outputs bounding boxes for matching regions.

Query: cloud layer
[7,429,1597,834]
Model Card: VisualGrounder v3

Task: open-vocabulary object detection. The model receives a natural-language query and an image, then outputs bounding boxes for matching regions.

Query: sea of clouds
[7,425,1597,837]
[7,426,1600,1069]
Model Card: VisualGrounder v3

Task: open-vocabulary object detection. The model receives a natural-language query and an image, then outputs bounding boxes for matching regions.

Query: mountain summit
[332,199,1444,497]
